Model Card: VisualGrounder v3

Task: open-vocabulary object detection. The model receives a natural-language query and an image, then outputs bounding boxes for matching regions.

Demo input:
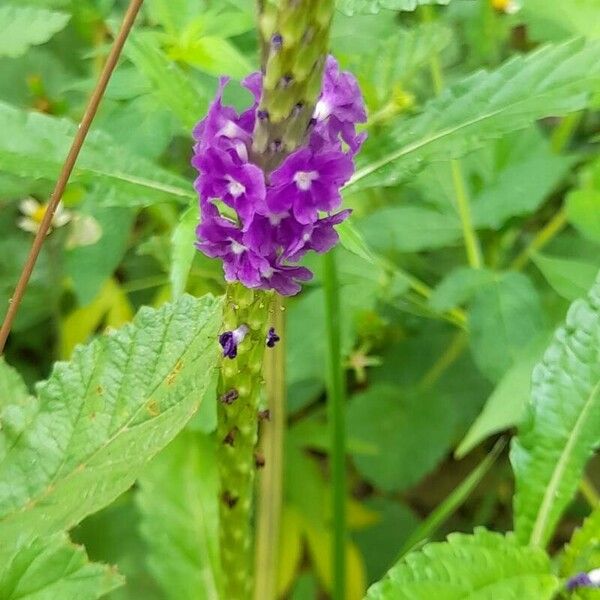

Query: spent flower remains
[192,56,367,296]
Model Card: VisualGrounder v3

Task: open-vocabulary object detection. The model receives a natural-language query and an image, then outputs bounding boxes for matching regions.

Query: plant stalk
[217,284,271,600]
[254,295,286,600]
[423,5,483,270]
[0,0,144,354]
[323,249,347,600]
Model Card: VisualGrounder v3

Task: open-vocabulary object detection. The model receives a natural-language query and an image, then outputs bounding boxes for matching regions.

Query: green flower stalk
[216,284,271,600]
[191,1,366,596]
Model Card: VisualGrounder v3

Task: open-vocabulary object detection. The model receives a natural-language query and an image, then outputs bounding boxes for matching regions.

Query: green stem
[423,6,483,269]
[323,249,346,600]
[579,476,600,509]
[217,284,271,600]
[254,295,286,600]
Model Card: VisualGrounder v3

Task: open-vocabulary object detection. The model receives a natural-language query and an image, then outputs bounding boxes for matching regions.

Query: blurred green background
[1,0,599,598]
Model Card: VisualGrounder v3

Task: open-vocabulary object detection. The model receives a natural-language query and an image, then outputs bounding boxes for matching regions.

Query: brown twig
[0,0,144,354]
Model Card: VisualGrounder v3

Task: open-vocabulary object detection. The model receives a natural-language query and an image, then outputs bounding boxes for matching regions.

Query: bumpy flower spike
[191,2,366,598]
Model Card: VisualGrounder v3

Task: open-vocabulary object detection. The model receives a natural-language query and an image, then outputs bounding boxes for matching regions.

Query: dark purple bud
[219,324,249,359]
[271,33,283,50]
[266,327,280,348]
[566,570,600,590]
[257,109,269,121]
[220,389,239,405]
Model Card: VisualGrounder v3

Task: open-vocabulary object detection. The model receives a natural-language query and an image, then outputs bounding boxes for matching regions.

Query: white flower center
[219,120,241,138]
[260,265,274,278]
[230,241,246,255]
[269,212,287,226]
[293,170,319,191]
[314,99,331,121]
[227,179,246,198]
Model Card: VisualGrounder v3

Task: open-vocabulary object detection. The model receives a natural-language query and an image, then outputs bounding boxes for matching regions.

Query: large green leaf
[0,102,193,206]
[0,5,70,58]
[337,0,451,16]
[511,274,600,547]
[347,38,600,193]
[0,533,123,599]
[566,158,600,244]
[469,272,544,382]
[0,294,222,547]
[136,431,220,600]
[365,528,559,599]
[532,253,599,301]
[346,384,455,491]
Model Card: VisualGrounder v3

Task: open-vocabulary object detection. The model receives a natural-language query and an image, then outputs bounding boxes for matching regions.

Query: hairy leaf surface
[347,39,600,193]
[0,102,193,205]
[511,275,600,546]
[365,528,559,599]
[0,295,222,547]
[0,533,123,599]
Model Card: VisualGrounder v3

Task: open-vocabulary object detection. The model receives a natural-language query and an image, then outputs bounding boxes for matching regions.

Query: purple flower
[268,148,354,224]
[566,569,600,590]
[193,147,266,228]
[266,327,280,347]
[313,56,367,152]
[219,324,249,359]
[191,55,366,295]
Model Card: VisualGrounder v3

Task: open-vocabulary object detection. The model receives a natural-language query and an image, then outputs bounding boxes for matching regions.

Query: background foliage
[0,0,599,598]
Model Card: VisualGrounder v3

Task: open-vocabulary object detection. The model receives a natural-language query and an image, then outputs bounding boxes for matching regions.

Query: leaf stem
[323,249,347,600]
[254,295,286,600]
[0,0,145,354]
[510,209,567,271]
[423,6,483,270]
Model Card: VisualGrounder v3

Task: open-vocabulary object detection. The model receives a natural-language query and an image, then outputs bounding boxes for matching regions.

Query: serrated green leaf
[0,532,123,599]
[337,0,450,17]
[0,102,193,205]
[347,39,600,193]
[124,32,207,131]
[366,528,559,599]
[560,504,600,578]
[137,431,220,600]
[359,206,462,253]
[469,272,544,382]
[0,294,222,547]
[0,5,70,58]
[532,253,599,301]
[511,274,600,547]
[170,207,198,299]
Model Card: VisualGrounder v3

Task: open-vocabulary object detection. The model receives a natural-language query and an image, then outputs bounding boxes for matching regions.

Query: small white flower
[18,198,72,235]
